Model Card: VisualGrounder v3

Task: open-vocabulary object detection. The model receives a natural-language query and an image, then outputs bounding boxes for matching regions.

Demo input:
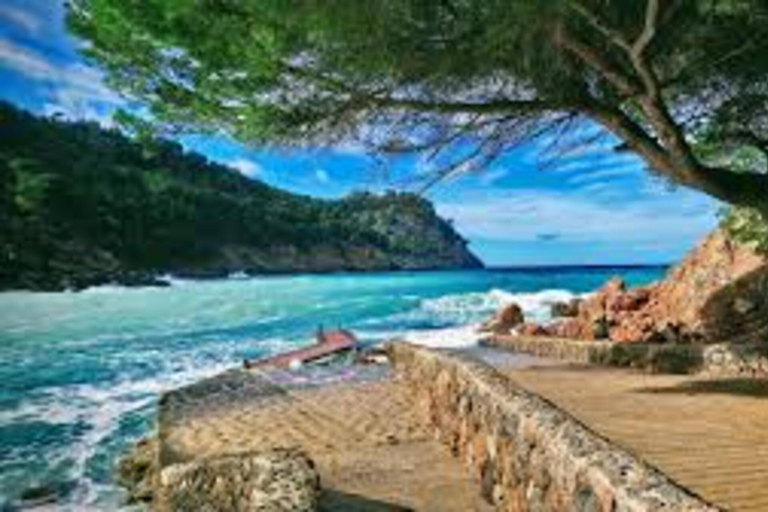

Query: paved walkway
[501,364,768,512]
[159,369,492,512]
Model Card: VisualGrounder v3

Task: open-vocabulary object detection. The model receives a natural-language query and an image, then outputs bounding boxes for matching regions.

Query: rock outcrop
[478,303,525,334]
[498,230,768,344]
[550,298,582,318]
[156,449,319,512]
[117,438,156,503]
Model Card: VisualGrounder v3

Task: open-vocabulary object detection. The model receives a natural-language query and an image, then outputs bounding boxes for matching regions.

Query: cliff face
[542,230,768,344]
[0,103,481,291]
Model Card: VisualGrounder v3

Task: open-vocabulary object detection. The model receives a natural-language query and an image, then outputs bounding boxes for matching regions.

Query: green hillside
[0,103,481,291]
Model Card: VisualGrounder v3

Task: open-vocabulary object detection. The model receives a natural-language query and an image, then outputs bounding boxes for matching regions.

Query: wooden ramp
[499,363,768,512]
[243,328,357,369]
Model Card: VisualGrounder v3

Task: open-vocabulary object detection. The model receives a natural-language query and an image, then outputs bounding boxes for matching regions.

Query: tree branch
[568,1,631,52]
[553,24,638,97]
[582,100,768,212]
[368,95,561,116]
[632,0,660,59]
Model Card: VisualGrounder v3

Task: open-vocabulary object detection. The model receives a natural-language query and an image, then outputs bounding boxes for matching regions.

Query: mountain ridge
[0,102,482,291]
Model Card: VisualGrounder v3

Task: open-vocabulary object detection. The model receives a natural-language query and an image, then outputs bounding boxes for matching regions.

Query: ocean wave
[0,335,307,510]
[356,287,581,349]
[391,287,579,328]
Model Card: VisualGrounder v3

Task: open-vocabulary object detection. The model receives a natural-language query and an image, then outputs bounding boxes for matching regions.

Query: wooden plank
[244,329,357,369]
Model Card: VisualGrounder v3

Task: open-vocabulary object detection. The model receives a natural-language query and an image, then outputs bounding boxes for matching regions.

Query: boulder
[156,449,319,512]
[517,322,551,337]
[547,319,586,339]
[478,303,525,334]
[550,298,582,318]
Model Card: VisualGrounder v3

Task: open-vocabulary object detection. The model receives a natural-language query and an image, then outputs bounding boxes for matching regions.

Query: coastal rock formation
[492,230,767,344]
[550,298,582,318]
[156,449,319,512]
[117,438,156,503]
[478,302,524,334]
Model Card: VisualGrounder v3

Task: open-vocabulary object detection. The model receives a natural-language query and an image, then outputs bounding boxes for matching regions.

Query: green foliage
[66,0,768,212]
[0,102,475,289]
[5,158,53,214]
[721,207,768,255]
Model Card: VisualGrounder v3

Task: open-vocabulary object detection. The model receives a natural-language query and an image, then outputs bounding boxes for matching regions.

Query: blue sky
[0,0,720,266]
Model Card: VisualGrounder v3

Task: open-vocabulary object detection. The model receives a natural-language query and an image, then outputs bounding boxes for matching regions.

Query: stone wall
[702,343,768,377]
[483,335,704,374]
[387,342,719,512]
[482,335,610,364]
[484,335,768,376]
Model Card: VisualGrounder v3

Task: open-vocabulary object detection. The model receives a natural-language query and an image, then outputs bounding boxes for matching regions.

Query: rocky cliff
[525,230,768,344]
[0,103,481,291]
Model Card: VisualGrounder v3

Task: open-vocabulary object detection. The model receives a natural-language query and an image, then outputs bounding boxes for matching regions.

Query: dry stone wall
[387,342,719,512]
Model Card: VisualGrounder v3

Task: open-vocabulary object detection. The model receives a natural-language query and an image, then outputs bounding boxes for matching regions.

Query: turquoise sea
[0,266,665,510]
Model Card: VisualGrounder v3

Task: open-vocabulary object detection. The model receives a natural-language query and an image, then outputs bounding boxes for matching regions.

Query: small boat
[243,327,358,370]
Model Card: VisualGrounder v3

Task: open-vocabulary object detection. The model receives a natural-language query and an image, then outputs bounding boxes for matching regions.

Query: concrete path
[159,369,493,511]
[500,363,768,512]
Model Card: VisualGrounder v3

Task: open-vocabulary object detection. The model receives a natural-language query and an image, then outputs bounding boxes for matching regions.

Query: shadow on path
[637,378,768,398]
[320,489,413,511]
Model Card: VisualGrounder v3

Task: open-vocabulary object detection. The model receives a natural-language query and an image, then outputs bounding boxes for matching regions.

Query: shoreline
[0,263,669,294]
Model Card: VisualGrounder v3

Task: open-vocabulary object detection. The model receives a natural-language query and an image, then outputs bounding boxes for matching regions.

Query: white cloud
[436,188,718,246]
[227,158,262,178]
[315,168,330,183]
[0,5,42,34]
[0,37,125,125]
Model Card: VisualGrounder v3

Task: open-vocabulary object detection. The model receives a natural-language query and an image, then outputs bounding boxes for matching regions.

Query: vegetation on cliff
[0,102,481,291]
[721,207,768,256]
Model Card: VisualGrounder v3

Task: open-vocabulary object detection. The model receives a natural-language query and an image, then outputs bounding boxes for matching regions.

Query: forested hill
[0,102,481,291]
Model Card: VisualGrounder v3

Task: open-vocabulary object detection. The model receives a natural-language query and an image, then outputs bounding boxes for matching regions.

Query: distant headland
[0,103,482,292]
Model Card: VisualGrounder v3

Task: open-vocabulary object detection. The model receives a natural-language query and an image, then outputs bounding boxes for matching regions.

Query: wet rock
[550,298,582,318]
[479,303,525,335]
[117,437,157,503]
[19,484,58,507]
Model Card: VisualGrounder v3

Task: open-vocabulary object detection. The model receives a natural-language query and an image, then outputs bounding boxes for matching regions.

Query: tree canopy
[68,0,768,217]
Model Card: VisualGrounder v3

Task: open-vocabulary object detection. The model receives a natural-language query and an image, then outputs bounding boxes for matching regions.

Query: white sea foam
[413,287,579,326]
[0,335,307,511]
[358,287,582,349]
[401,324,481,348]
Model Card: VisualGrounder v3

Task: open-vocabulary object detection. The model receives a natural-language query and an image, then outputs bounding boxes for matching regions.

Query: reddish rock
[479,303,525,334]
[517,322,550,337]
[548,319,585,339]
[609,287,651,314]
[550,299,582,318]
[509,230,767,344]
